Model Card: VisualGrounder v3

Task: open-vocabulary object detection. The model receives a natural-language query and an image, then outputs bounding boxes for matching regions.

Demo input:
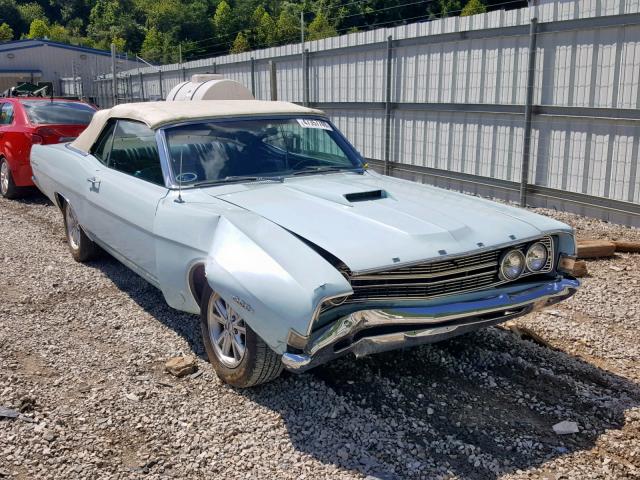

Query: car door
[0,102,16,162]
[82,119,169,284]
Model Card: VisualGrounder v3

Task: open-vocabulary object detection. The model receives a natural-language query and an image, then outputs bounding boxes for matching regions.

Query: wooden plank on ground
[613,241,640,253]
[577,240,616,259]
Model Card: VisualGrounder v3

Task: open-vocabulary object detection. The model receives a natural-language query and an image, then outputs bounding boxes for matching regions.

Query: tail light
[33,127,58,145]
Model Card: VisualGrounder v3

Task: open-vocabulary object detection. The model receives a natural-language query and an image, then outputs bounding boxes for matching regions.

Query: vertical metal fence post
[128,74,133,102]
[303,49,310,106]
[139,72,145,101]
[269,61,277,101]
[111,43,117,106]
[250,57,256,97]
[158,70,164,99]
[520,18,538,207]
[384,36,393,176]
[212,62,217,74]
[182,67,187,82]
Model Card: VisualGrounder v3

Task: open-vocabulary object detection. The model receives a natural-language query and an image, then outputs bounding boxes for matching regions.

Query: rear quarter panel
[30,144,87,208]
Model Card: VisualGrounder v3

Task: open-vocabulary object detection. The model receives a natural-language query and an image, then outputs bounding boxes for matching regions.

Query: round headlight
[526,242,548,271]
[501,249,525,280]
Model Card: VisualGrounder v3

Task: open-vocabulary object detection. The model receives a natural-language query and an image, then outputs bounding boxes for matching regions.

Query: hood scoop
[344,190,387,202]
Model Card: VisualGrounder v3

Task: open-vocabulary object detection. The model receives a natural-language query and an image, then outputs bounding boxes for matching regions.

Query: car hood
[208,172,569,273]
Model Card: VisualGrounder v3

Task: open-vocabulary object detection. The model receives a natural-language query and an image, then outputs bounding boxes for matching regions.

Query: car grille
[345,236,554,302]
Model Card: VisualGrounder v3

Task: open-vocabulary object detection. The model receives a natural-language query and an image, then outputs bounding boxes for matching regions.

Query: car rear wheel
[63,201,99,262]
[200,285,283,387]
[0,158,21,199]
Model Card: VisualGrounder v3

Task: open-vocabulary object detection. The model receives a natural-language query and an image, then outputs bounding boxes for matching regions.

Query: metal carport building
[0,39,138,97]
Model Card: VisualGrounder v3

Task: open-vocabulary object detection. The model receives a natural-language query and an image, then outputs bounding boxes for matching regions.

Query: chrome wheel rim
[207,294,246,368]
[65,204,81,250]
[0,161,8,195]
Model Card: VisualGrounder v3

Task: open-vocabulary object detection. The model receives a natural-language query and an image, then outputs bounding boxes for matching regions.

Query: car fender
[204,212,352,354]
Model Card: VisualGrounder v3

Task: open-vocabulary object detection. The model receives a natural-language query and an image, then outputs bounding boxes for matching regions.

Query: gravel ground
[0,193,639,480]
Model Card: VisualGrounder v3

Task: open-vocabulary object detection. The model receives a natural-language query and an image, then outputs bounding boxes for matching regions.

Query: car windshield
[164,117,362,185]
[22,100,95,125]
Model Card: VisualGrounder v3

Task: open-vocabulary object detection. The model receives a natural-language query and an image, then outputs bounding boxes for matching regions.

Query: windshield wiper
[291,166,364,176]
[193,175,284,187]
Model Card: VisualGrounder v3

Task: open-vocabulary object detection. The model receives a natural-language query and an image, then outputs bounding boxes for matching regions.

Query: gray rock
[553,421,580,435]
[0,407,19,419]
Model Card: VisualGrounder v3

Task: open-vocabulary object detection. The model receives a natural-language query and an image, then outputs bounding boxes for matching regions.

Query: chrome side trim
[65,143,90,156]
[155,128,176,189]
[282,276,579,372]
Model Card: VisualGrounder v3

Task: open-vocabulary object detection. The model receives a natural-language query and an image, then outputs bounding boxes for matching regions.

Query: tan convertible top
[70,100,325,154]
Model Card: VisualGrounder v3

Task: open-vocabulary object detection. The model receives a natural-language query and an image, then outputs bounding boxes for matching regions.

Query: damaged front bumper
[281,276,579,372]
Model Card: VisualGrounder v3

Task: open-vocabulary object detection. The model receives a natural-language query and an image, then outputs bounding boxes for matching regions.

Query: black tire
[200,284,283,387]
[62,201,99,262]
[0,157,22,200]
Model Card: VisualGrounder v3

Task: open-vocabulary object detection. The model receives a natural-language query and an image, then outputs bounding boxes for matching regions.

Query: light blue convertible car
[31,100,579,387]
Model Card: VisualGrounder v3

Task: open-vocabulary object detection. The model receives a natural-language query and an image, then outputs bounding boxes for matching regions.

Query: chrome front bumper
[281,276,579,372]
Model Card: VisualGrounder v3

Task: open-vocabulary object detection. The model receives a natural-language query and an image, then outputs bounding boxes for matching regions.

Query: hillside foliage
[0,0,512,63]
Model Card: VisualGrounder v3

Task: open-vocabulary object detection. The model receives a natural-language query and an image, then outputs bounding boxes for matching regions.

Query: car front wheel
[200,285,283,387]
[0,158,20,199]
[62,201,99,262]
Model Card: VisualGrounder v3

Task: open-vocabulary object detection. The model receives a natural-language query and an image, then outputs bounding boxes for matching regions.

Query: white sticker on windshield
[297,118,333,130]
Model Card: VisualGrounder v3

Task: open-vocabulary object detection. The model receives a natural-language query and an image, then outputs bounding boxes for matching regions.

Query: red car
[0,97,96,199]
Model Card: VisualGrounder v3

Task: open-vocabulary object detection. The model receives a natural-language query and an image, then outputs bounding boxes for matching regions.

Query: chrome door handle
[87,176,101,187]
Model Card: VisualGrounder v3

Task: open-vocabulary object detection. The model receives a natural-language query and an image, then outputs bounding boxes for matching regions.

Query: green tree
[28,18,50,39]
[256,11,276,47]
[112,36,126,52]
[141,27,165,62]
[461,0,487,16]
[0,0,26,37]
[251,5,267,29]
[17,3,46,28]
[0,22,12,41]
[429,0,462,19]
[88,0,143,52]
[230,31,250,53]
[66,17,84,37]
[50,0,94,24]
[307,11,336,41]
[143,0,207,38]
[48,24,70,42]
[212,0,234,46]
[276,9,298,44]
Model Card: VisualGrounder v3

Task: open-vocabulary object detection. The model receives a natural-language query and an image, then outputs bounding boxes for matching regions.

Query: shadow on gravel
[248,329,640,479]
[75,247,639,479]
[12,188,52,206]
[85,255,207,359]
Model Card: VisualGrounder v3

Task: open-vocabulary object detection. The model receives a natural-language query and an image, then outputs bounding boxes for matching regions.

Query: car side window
[0,103,14,125]
[90,120,116,165]
[108,120,164,186]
